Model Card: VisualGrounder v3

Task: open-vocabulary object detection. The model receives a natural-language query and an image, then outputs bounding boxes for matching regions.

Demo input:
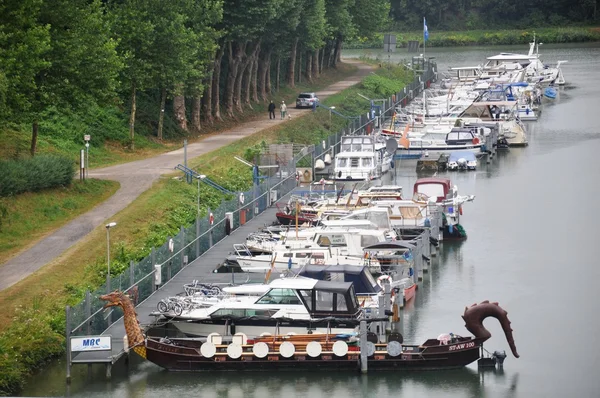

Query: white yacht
[163,277,363,338]
[334,135,394,181]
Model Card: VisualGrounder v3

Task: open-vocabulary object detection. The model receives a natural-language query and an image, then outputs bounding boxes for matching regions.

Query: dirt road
[0,59,372,291]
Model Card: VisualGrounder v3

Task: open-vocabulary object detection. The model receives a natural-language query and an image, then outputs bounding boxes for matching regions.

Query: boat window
[367,212,387,229]
[335,293,348,311]
[283,253,292,258]
[256,288,302,305]
[299,289,313,310]
[349,285,359,309]
[295,252,309,258]
[317,235,331,247]
[210,309,278,317]
[337,158,347,167]
[342,143,351,151]
[315,291,334,311]
[362,158,373,167]
[416,183,444,199]
[361,235,380,247]
[364,271,378,289]
[350,158,359,167]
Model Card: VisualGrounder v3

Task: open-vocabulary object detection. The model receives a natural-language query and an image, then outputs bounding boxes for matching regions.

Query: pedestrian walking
[268,100,276,119]
[280,101,287,120]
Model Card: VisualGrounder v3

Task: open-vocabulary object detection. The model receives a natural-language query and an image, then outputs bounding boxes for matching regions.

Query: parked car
[296,92,319,108]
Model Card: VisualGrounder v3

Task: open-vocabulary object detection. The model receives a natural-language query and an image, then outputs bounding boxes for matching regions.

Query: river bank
[0,60,418,396]
[343,26,600,49]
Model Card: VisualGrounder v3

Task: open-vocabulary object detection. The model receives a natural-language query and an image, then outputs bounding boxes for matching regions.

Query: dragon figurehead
[462,300,519,358]
[100,291,147,359]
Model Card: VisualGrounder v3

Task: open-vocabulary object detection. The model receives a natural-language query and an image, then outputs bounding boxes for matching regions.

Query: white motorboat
[163,277,364,337]
[334,134,395,181]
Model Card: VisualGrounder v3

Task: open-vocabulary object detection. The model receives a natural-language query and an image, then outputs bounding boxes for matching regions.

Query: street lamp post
[195,175,206,214]
[329,106,336,126]
[105,222,116,325]
[106,222,117,292]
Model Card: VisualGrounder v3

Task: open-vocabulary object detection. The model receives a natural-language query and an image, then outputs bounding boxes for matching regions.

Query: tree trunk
[226,40,246,119]
[212,45,225,122]
[327,41,335,68]
[173,88,187,131]
[287,38,298,87]
[266,56,272,94]
[235,61,248,114]
[305,52,312,82]
[334,36,343,65]
[251,54,259,103]
[298,52,302,84]
[157,87,167,140]
[129,83,136,150]
[275,56,279,91]
[202,75,213,126]
[312,49,320,80]
[319,46,325,74]
[257,48,271,101]
[30,120,39,156]
[242,41,260,108]
[192,96,201,132]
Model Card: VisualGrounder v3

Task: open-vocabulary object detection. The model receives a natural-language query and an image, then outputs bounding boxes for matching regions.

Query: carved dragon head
[462,300,519,358]
[100,291,130,309]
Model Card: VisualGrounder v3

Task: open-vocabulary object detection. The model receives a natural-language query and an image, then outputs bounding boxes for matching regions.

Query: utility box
[269,189,278,205]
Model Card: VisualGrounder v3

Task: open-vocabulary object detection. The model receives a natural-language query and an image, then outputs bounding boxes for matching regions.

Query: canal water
[22,43,600,397]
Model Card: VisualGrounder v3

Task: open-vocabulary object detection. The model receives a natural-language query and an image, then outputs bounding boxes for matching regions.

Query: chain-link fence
[68,60,437,337]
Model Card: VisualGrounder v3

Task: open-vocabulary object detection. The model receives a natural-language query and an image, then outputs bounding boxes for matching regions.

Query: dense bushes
[343,27,600,49]
[0,155,74,197]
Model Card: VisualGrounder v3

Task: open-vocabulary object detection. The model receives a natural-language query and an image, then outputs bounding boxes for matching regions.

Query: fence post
[180,226,185,270]
[85,290,91,335]
[66,305,72,383]
[129,260,134,288]
[195,216,200,259]
[151,247,156,292]
[208,207,213,248]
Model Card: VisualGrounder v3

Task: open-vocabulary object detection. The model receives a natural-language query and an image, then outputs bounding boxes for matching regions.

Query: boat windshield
[256,288,302,305]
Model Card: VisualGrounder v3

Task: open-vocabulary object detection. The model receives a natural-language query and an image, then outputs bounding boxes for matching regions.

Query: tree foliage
[0,0,391,156]
[389,0,599,30]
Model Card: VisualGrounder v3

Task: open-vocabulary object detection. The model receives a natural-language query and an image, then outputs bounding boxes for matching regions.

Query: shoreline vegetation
[0,60,418,396]
[343,27,600,49]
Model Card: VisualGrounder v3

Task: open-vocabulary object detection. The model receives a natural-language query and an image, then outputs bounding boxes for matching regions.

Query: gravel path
[0,59,372,291]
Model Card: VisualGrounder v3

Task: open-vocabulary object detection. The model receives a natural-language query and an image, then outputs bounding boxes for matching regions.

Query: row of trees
[0,0,390,155]
[390,0,599,30]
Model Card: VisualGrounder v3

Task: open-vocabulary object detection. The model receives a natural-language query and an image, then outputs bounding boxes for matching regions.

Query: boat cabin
[413,177,454,203]
[254,278,361,317]
[445,129,480,146]
[299,264,380,294]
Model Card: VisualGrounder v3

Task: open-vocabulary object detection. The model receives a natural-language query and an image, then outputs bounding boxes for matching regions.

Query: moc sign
[71,336,112,352]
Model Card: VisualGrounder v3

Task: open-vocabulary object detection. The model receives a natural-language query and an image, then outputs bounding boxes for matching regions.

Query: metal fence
[67,59,437,338]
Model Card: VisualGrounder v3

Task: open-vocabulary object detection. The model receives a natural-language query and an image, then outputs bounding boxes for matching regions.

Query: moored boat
[101,291,519,372]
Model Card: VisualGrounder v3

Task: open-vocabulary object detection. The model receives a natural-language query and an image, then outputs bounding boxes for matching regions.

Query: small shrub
[0,155,74,197]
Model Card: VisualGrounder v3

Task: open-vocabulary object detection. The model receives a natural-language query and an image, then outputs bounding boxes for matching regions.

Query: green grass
[0,179,119,265]
[344,26,600,49]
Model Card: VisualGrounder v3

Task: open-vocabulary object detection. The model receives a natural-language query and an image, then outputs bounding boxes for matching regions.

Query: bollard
[360,320,368,374]
[65,306,71,383]
[225,212,233,235]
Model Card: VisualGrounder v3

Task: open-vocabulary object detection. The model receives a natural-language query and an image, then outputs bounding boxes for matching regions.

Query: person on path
[280,101,287,120]
[268,100,276,119]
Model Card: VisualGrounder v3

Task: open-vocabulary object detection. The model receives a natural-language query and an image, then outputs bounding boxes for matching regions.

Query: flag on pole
[423,17,429,42]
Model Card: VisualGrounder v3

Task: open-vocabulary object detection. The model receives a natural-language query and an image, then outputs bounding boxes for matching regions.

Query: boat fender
[377,275,393,289]
[472,137,480,145]
[459,205,463,215]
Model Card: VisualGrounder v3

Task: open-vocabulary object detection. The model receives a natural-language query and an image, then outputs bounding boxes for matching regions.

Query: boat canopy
[299,265,380,294]
[363,241,417,251]
[448,151,477,162]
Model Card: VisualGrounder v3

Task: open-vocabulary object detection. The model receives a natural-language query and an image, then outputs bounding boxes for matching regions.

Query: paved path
[0,59,372,291]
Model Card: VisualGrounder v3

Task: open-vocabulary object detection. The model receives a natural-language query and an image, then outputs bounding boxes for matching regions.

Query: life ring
[209,212,214,225]
[472,137,480,145]
[239,193,245,205]
[377,275,393,289]
[303,169,310,181]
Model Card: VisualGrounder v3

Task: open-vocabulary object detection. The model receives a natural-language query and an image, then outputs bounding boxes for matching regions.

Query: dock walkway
[71,202,281,367]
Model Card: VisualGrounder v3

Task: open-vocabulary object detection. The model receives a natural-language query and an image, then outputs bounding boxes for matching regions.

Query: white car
[296,92,319,108]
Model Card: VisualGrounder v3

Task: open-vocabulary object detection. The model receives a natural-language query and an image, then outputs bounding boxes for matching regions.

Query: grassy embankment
[344,26,600,49]
[0,61,417,395]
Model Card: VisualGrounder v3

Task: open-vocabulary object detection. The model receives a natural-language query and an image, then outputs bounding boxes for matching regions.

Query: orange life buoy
[472,137,480,145]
